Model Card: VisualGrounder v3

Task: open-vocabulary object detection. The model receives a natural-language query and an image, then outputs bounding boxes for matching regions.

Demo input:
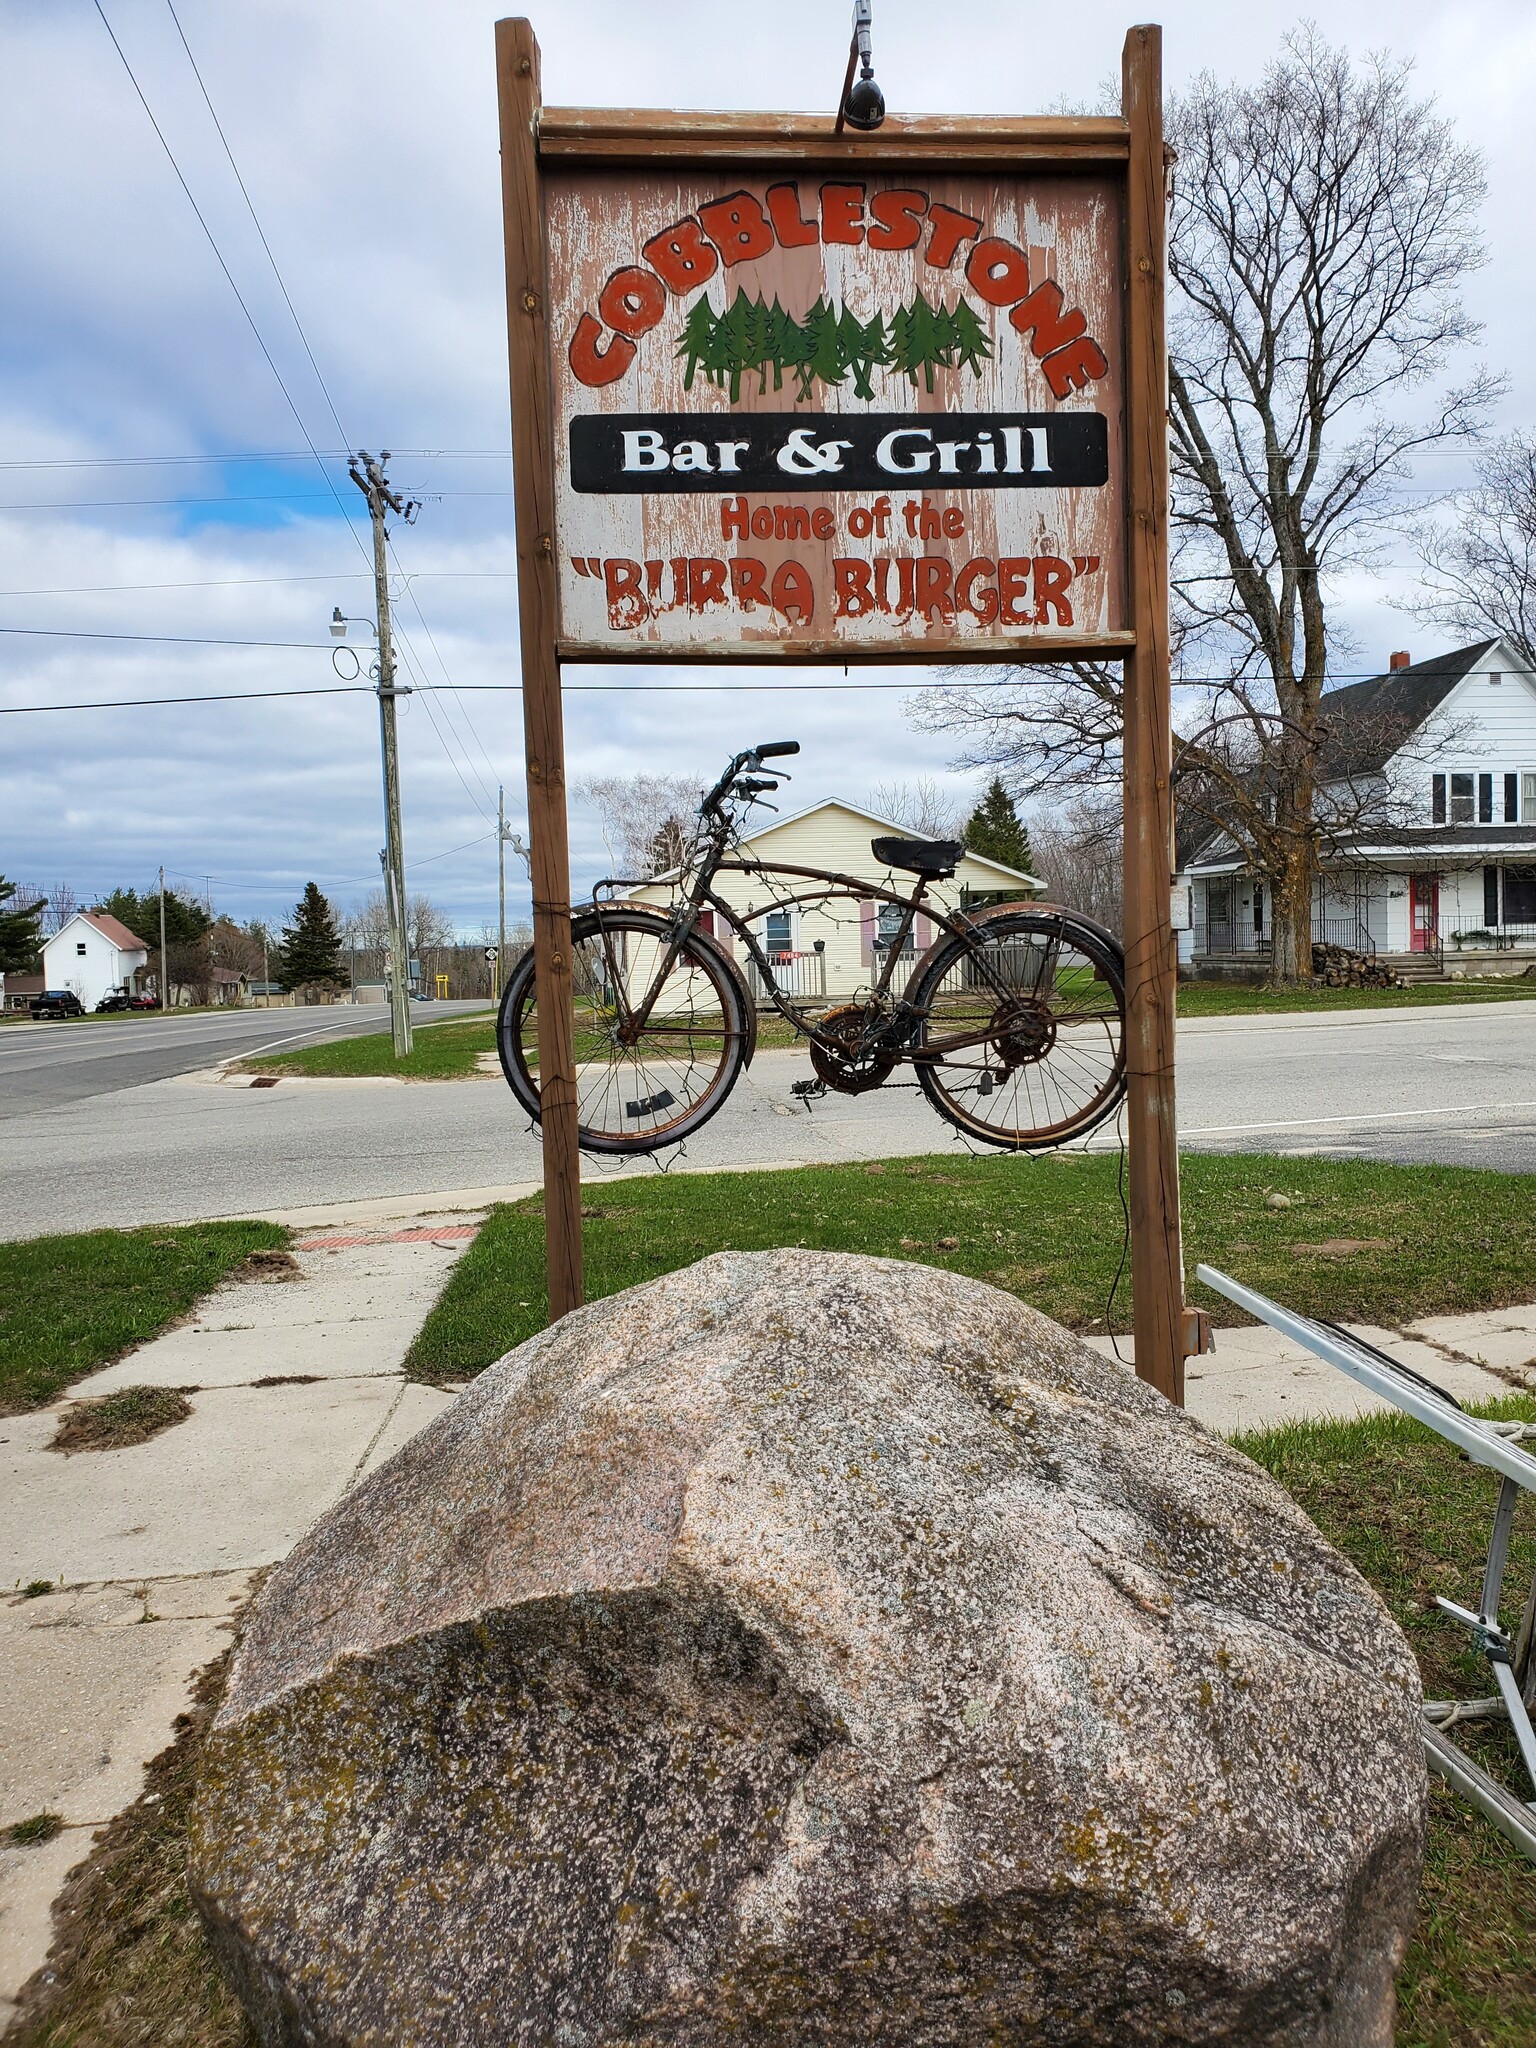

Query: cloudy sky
[5,0,1534,933]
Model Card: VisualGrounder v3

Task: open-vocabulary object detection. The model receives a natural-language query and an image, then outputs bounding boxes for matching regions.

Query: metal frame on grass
[1196,1263,1536,1862]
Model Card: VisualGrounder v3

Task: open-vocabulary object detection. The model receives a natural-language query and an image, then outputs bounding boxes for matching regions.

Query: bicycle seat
[870,835,964,878]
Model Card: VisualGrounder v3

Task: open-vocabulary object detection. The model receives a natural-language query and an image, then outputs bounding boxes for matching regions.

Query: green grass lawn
[239,1011,495,1080]
[1241,1404,1536,2044]
[0,1223,288,1412]
[405,1149,1536,1384]
[1177,978,1536,1016]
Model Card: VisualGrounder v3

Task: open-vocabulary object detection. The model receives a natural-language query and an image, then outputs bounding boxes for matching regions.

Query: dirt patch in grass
[231,1247,301,1284]
[4,1635,257,2048]
[49,1385,194,1454]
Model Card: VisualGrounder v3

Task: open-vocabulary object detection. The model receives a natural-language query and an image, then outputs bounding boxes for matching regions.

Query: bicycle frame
[593,835,1061,1063]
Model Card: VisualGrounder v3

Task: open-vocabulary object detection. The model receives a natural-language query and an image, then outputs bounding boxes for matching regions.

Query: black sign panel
[569,412,1108,494]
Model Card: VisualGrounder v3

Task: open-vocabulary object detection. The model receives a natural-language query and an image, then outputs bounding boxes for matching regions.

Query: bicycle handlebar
[701,740,801,817]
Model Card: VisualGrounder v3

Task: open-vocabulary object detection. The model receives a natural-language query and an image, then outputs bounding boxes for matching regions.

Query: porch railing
[746,949,828,1004]
[1443,921,1536,954]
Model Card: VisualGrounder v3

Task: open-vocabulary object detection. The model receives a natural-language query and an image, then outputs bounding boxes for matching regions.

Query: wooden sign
[545,168,1128,661]
[497,20,1190,1404]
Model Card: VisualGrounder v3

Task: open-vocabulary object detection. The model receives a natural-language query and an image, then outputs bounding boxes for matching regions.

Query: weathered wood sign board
[546,169,1128,659]
[497,19,1189,1402]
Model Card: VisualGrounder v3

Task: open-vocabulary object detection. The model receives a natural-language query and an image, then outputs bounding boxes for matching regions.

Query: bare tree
[917,30,1498,982]
[1411,431,1536,666]
[866,778,967,840]
[1027,795,1124,936]
[576,774,704,878]
[41,881,77,936]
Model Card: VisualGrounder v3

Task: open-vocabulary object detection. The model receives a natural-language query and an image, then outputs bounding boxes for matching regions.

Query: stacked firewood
[1310,942,1405,989]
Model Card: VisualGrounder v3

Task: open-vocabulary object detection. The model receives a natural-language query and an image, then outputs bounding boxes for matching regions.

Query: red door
[1410,873,1439,952]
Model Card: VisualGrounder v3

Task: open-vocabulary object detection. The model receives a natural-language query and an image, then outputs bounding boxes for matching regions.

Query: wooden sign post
[495,18,1187,1398]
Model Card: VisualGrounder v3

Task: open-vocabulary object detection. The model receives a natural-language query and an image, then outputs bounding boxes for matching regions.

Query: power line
[12,671,1519,718]
[0,450,515,471]
[164,0,350,447]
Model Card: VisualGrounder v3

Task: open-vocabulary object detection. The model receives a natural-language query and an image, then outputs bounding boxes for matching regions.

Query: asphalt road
[1,1000,1533,1238]
[0,1002,489,1116]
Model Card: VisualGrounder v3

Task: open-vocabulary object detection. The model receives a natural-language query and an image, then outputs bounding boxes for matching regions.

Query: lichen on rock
[191,1249,1424,2046]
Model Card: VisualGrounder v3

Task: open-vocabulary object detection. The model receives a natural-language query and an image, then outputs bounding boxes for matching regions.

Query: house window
[1432,774,1446,824]
[1491,672,1503,686]
[1524,772,1536,822]
[762,910,793,960]
[76,941,87,957]
[1450,774,1474,825]
[875,903,914,957]
[1507,773,1520,823]
[1479,773,1494,824]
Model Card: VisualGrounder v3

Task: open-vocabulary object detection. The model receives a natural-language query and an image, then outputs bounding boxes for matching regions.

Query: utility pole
[347,451,418,1059]
[158,864,168,1014]
[496,784,508,1004]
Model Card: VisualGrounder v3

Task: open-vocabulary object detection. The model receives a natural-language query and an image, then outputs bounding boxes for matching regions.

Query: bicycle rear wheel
[497,907,751,1154]
[907,908,1126,1149]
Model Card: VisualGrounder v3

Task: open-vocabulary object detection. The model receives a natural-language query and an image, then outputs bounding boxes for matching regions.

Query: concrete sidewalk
[1086,1303,1536,1434]
[0,1220,472,2027]
[3,1207,1533,2025]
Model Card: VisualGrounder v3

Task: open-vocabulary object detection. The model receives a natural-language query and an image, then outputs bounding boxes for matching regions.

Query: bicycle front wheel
[907,908,1126,1149]
[497,908,751,1154]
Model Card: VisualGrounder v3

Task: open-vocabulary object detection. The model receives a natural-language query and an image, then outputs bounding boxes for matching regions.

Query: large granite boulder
[191,1251,1424,2047]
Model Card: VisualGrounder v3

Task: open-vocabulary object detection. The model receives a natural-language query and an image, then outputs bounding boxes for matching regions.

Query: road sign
[484,946,499,961]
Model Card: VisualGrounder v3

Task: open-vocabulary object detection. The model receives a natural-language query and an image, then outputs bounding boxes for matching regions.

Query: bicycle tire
[906,907,1127,1150]
[497,907,752,1155]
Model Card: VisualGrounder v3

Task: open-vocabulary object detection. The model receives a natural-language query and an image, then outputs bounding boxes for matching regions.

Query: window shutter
[1485,866,1501,929]
[915,913,932,951]
[859,901,875,964]
[1506,773,1519,823]
[1479,773,1493,824]
[1432,774,1446,824]
[696,909,714,937]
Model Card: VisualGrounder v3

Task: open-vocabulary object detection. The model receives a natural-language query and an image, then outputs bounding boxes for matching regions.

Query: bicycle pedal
[791,1079,827,1100]
[625,1089,676,1117]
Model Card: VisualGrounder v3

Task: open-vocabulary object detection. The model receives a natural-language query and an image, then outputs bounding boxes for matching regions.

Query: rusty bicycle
[497,741,1127,1155]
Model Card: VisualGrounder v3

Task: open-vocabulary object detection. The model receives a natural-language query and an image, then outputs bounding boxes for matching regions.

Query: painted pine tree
[676,299,719,392]
[948,300,993,376]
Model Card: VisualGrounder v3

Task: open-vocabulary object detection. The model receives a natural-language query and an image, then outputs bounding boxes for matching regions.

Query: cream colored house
[627,798,1041,1002]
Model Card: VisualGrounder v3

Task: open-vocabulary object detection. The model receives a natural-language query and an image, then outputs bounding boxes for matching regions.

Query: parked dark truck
[31,991,85,1019]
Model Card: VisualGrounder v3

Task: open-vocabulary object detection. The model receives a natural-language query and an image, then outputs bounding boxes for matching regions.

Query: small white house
[42,910,149,1009]
[627,797,1041,1001]
[1182,637,1536,975]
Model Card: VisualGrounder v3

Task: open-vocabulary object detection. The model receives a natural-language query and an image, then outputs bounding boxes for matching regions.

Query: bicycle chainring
[810,1004,898,1095]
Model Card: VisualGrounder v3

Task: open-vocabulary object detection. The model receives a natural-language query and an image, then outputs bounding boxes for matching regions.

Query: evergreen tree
[963,779,1034,875]
[0,877,45,973]
[277,883,343,993]
[720,289,755,402]
[948,300,993,375]
[799,297,845,399]
[676,299,718,391]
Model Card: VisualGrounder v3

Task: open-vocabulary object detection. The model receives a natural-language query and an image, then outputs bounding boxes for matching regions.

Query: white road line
[1178,1098,1536,1139]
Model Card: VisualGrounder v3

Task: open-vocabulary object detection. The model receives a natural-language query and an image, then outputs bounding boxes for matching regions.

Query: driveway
[1,1000,1532,1239]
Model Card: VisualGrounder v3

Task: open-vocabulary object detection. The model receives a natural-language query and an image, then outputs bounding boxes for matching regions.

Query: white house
[42,910,149,1009]
[1182,638,1536,976]
[626,796,1041,1001]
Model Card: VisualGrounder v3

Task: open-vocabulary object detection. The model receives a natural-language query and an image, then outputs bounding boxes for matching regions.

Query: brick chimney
[1388,650,1411,670]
